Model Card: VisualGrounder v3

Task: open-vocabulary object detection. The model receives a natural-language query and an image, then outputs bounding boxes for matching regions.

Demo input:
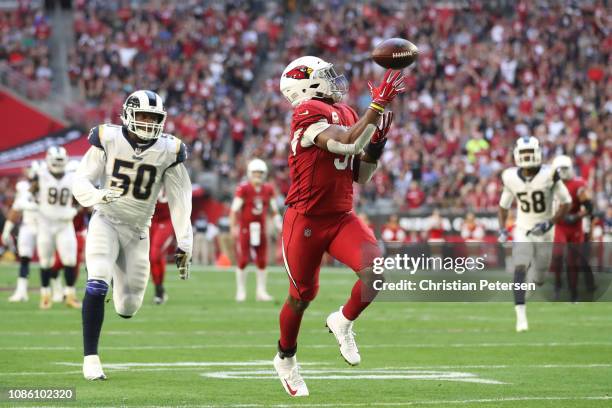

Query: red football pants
[236,228,267,269]
[551,225,584,292]
[281,207,381,302]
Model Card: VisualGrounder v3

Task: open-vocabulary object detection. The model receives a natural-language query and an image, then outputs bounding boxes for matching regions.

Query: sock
[82,280,108,356]
[150,260,165,286]
[513,269,526,305]
[40,268,52,287]
[515,304,526,316]
[342,280,376,321]
[236,268,246,294]
[19,257,30,278]
[16,277,28,294]
[64,266,77,287]
[279,301,303,351]
[256,268,267,293]
[155,284,165,298]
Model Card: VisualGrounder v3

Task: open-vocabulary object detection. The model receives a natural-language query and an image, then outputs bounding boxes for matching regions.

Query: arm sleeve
[356,160,378,184]
[553,180,572,205]
[164,163,193,254]
[72,147,107,207]
[499,186,514,209]
[302,120,331,148]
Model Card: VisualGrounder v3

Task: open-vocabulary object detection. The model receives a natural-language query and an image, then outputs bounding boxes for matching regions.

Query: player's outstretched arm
[313,70,405,155]
[353,111,394,184]
[164,162,193,280]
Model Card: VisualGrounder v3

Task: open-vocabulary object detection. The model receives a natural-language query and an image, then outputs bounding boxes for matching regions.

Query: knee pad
[85,279,108,297]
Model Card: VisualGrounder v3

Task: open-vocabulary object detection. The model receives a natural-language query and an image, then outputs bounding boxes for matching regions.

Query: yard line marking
[54,361,328,368]
[3,341,612,351]
[200,369,506,384]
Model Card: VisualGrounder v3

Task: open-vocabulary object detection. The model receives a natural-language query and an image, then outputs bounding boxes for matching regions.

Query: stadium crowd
[2,0,611,215]
[0,1,53,97]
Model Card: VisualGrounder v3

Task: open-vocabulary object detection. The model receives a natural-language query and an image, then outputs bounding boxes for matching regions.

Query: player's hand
[175,248,191,280]
[372,111,393,144]
[563,213,580,224]
[527,221,553,237]
[498,228,509,243]
[368,69,406,107]
[100,189,122,204]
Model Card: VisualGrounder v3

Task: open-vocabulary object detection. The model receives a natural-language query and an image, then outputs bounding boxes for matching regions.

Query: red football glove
[372,111,393,143]
[368,70,406,107]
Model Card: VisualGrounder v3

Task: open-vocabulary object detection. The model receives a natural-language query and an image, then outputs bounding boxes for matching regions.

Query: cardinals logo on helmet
[284,65,313,80]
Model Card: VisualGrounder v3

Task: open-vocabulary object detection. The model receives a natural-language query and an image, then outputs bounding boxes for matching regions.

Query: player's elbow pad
[326,124,376,155]
[356,161,378,184]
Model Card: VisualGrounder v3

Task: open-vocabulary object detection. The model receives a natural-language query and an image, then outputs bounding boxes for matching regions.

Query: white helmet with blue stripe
[121,90,167,140]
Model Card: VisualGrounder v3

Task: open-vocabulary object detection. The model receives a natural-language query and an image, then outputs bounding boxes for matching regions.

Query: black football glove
[175,248,192,280]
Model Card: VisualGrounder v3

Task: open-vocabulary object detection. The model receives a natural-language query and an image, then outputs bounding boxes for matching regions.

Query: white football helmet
[552,155,574,180]
[513,136,542,168]
[247,159,267,184]
[121,90,167,140]
[46,146,68,174]
[280,56,348,106]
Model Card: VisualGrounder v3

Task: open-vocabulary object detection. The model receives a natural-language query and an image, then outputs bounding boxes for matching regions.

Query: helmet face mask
[46,146,68,174]
[513,137,542,168]
[121,90,167,141]
[280,56,348,106]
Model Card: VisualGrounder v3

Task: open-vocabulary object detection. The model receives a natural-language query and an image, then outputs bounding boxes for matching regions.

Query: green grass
[0,263,611,407]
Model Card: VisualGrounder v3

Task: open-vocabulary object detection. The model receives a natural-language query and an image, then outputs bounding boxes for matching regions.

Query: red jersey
[235,181,275,227]
[557,177,586,229]
[285,99,359,215]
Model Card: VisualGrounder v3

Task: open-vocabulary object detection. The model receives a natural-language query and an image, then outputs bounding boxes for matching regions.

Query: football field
[1,263,611,407]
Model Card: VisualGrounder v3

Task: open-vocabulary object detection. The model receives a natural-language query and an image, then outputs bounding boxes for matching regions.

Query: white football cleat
[153,293,168,305]
[83,355,107,380]
[8,291,28,302]
[255,290,273,302]
[9,278,29,302]
[39,287,52,310]
[273,353,308,397]
[515,304,529,332]
[235,288,246,302]
[326,307,361,366]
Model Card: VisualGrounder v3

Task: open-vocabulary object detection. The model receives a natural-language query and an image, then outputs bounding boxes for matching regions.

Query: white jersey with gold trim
[36,165,77,222]
[499,165,571,231]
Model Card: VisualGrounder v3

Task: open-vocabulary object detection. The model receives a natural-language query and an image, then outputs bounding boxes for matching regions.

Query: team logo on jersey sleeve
[285,66,313,80]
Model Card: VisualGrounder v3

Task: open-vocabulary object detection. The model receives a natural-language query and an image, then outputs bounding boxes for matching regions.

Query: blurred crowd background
[0,0,610,240]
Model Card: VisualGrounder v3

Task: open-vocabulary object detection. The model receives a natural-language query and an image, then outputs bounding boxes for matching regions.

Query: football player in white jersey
[498,136,571,331]
[72,90,193,381]
[33,147,81,309]
[2,162,40,302]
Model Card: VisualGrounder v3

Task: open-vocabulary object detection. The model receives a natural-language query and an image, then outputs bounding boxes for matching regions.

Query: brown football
[372,38,419,69]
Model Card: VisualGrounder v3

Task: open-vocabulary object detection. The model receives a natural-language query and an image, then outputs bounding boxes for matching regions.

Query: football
[372,38,419,69]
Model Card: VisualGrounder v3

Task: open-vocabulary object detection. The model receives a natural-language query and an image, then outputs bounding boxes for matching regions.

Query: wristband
[369,102,384,114]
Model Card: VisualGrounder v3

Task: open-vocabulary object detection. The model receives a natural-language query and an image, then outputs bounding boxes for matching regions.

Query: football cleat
[153,294,168,305]
[255,290,273,302]
[326,307,361,366]
[65,293,82,309]
[83,355,107,380]
[39,288,52,310]
[235,288,246,302]
[273,353,309,397]
[8,291,28,302]
[515,304,528,332]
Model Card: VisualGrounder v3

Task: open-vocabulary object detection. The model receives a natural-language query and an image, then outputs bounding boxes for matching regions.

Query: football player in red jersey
[150,190,175,304]
[550,155,595,301]
[273,56,404,397]
[229,159,282,302]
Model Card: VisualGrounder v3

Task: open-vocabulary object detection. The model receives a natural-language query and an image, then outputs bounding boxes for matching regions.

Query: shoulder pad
[88,126,104,149]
